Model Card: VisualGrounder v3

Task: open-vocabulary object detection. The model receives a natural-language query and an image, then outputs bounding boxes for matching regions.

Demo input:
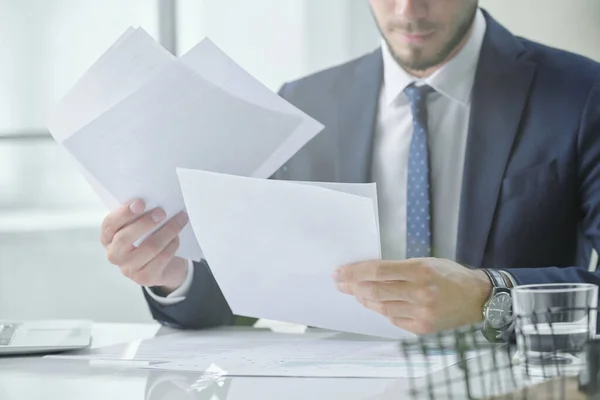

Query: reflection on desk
[0,322,536,400]
[145,370,232,400]
[143,371,401,400]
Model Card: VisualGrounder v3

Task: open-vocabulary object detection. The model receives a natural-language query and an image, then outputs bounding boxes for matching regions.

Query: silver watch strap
[482,269,508,289]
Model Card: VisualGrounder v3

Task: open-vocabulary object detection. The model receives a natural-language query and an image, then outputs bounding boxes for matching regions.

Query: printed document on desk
[52,28,323,260]
[146,337,476,379]
[47,327,471,378]
[176,168,413,339]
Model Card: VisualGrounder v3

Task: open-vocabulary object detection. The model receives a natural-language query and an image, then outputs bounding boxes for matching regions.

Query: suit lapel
[336,49,383,183]
[456,14,537,267]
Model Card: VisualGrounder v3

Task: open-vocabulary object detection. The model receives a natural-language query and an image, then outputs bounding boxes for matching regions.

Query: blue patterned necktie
[404,84,434,258]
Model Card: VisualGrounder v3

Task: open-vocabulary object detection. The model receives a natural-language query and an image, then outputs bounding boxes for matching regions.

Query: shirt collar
[382,8,486,106]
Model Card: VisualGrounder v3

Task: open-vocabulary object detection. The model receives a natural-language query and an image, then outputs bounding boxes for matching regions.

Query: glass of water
[512,283,598,376]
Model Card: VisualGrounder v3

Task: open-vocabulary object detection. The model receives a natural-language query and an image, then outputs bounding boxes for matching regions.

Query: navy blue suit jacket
[145,11,600,329]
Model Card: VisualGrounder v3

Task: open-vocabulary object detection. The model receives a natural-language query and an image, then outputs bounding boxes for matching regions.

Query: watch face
[485,292,512,329]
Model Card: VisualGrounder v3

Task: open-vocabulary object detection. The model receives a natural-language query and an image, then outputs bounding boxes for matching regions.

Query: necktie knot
[404,84,433,109]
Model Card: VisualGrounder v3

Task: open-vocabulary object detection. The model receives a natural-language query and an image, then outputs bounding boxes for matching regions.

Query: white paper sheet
[50,28,323,260]
[48,27,176,210]
[147,338,476,379]
[297,181,380,237]
[180,39,324,177]
[62,59,322,260]
[47,28,175,141]
[176,168,413,339]
[47,327,476,379]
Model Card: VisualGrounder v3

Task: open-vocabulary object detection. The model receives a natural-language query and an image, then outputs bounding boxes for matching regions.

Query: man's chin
[395,55,440,73]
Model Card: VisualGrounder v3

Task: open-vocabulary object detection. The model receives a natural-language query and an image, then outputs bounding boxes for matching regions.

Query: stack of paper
[145,335,465,378]
[49,327,478,378]
[48,27,324,261]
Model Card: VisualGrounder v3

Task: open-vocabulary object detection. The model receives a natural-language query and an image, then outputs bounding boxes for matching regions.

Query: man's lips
[397,31,435,44]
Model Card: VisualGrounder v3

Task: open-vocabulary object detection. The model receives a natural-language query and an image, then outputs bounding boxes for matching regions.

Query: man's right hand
[101,199,190,295]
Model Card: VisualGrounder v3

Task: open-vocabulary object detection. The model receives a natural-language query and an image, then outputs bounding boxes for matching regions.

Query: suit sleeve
[142,83,292,329]
[505,74,600,286]
[143,259,236,329]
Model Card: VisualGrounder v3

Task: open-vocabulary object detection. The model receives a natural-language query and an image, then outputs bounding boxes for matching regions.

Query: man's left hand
[333,258,492,335]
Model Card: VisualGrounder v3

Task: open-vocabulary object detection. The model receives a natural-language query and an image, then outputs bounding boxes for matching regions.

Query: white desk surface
[0,322,525,400]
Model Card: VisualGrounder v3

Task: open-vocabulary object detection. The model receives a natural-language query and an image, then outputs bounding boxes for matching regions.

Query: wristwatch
[481,269,513,343]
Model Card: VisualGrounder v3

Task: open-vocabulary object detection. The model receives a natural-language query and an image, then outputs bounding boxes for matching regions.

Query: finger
[126,237,179,287]
[351,281,424,302]
[106,208,167,266]
[335,282,354,295]
[387,317,425,335]
[129,212,188,269]
[110,207,166,252]
[358,298,415,319]
[334,260,418,283]
[364,299,438,335]
[101,199,146,247]
[389,317,436,336]
[388,317,414,331]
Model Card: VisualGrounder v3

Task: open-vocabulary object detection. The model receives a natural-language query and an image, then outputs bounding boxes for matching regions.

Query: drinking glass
[512,283,598,376]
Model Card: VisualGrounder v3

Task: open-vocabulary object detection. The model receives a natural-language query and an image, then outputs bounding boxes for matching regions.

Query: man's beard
[380,5,478,72]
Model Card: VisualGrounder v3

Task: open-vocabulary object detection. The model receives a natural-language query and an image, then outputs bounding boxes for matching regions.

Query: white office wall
[303,0,380,74]
[177,0,379,90]
[194,0,307,91]
[480,0,600,61]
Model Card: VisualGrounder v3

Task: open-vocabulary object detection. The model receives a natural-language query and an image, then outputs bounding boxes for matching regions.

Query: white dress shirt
[144,259,194,305]
[373,9,486,260]
[151,10,490,304]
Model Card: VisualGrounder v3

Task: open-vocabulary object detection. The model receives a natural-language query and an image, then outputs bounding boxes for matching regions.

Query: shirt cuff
[144,259,194,305]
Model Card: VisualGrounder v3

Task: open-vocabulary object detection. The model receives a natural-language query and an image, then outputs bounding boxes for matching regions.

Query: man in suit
[100,0,600,335]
